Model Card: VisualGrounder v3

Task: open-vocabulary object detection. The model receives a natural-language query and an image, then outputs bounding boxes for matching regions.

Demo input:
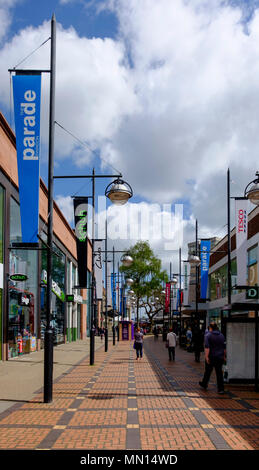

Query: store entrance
[8,286,36,357]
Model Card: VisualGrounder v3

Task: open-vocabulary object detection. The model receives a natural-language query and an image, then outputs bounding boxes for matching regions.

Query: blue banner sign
[200,240,211,299]
[111,273,117,310]
[12,74,41,243]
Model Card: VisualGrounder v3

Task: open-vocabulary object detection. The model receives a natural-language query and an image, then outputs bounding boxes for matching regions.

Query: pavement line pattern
[127,344,140,449]
[0,337,258,450]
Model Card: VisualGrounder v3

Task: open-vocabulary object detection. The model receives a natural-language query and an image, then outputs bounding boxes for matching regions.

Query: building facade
[0,112,92,361]
[207,205,259,327]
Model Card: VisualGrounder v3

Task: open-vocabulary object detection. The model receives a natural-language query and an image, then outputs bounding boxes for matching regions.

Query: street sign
[10,274,28,282]
[66,294,74,302]
[246,287,259,300]
[18,293,31,306]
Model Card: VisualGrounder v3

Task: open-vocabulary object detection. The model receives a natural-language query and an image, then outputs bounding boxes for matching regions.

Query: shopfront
[8,197,38,357]
[40,238,66,348]
[0,184,4,360]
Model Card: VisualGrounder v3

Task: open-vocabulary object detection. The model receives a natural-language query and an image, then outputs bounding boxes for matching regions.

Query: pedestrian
[100,327,104,340]
[153,326,158,340]
[166,328,177,361]
[134,327,144,360]
[186,327,192,351]
[199,323,226,394]
[192,326,203,362]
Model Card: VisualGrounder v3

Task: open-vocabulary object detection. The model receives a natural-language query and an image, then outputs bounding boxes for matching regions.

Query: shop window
[40,238,66,347]
[0,185,4,360]
[8,198,38,358]
[248,245,258,286]
[209,259,238,300]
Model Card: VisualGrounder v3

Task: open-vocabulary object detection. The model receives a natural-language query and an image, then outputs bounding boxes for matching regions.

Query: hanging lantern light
[244,171,259,206]
[188,255,201,266]
[121,254,133,267]
[105,178,133,206]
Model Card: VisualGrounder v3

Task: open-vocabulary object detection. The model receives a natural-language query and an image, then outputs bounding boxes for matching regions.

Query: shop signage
[18,293,31,306]
[12,73,42,243]
[165,282,171,313]
[66,293,83,303]
[95,241,103,299]
[10,273,28,282]
[73,197,88,288]
[41,270,65,302]
[107,263,112,307]
[111,273,117,310]
[200,240,211,299]
[246,287,259,300]
[235,198,248,286]
[183,262,190,305]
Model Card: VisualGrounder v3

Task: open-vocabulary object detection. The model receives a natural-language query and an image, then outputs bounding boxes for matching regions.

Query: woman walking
[134,328,144,360]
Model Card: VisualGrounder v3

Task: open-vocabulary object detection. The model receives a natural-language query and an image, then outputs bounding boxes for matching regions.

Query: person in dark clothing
[153,326,158,340]
[199,323,226,394]
[134,328,144,360]
[192,326,204,362]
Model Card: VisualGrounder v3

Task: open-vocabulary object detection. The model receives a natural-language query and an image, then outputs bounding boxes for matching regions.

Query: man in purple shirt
[199,323,226,394]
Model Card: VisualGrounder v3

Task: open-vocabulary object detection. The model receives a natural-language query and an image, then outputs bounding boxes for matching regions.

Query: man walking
[167,328,177,361]
[193,325,204,363]
[199,323,226,394]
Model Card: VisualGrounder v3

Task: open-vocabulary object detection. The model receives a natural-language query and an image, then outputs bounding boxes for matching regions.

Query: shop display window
[0,185,4,360]
[248,245,258,286]
[209,259,239,301]
[40,236,66,347]
[8,198,38,357]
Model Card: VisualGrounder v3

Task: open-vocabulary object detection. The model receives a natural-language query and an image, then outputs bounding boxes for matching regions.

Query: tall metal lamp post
[244,171,259,392]
[188,220,201,328]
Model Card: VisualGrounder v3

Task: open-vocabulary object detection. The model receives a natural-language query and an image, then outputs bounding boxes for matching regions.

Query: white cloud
[0,0,21,43]
[0,20,138,164]
[1,0,259,251]
[98,0,259,230]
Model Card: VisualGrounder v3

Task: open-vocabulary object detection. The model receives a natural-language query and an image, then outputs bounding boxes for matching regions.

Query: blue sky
[10,0,118,41]
[1,0,259,263]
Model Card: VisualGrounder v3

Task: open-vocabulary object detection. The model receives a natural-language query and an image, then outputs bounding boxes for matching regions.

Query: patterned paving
[0,336,258,450]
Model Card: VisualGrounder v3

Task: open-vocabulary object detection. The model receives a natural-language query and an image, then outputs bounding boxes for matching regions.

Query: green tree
[120,241,168,327]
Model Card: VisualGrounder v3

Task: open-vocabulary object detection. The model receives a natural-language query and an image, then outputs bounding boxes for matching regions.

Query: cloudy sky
[0,0,258,271]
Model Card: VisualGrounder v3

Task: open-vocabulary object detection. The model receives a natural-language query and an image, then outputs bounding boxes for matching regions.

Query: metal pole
[137,296,139,328]
[195,219,198,325]
[90,169,95,365]
[227,168,232,308]
[255,312,259,392]
[169,262,172,328]
[117,261,120,341]
[113,246,116,346]
[105,214,108,352]
[179,247,182,344]
[44,14,56,404]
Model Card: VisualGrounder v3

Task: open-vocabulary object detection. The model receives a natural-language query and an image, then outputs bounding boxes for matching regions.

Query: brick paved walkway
[0,336,258,450]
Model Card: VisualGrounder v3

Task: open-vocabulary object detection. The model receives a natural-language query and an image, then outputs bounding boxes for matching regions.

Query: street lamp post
[44,14,56,404]
[112,246,116,346]
[54,173,133,362]
[195,220,199,327]
[227,168,232,308]
[179,247,182,342]
[244,171,259,392]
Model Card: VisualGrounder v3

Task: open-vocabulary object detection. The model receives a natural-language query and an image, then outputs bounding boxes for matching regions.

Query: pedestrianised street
[0,337,258,451]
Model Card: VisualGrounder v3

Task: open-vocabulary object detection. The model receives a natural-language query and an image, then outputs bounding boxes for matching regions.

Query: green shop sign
[10,274,28,282]
[246,286,259,300]
[66,293,83,303]
[41,270,65,302]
